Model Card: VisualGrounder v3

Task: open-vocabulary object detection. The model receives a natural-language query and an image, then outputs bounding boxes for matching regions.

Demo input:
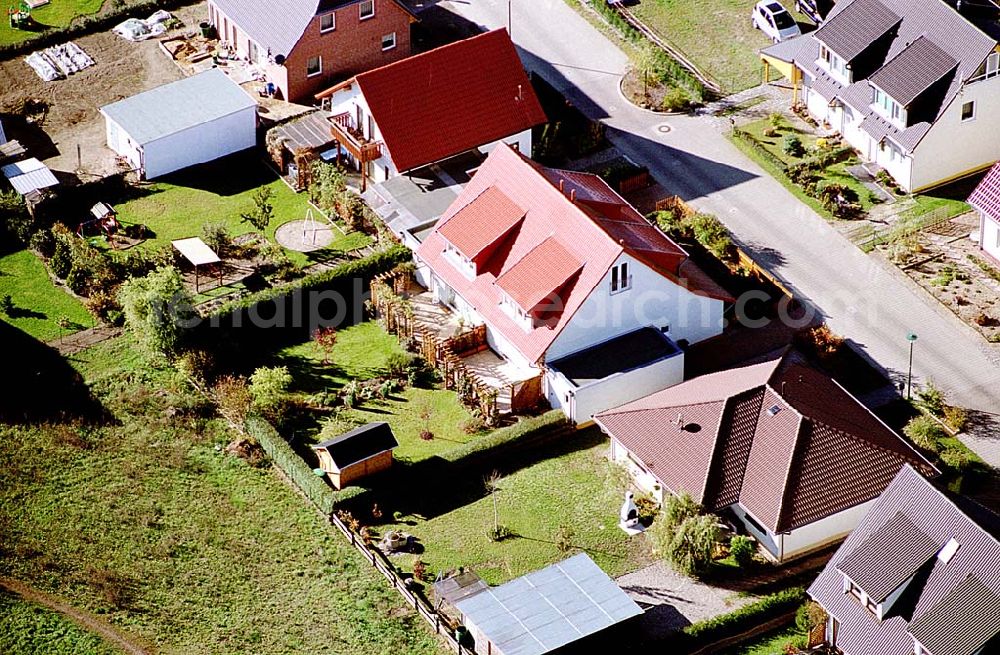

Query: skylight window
[767,405,782,417]
[937,538,960,563]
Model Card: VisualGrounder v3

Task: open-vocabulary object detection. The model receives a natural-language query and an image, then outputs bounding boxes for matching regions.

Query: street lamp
[906,331,918,400]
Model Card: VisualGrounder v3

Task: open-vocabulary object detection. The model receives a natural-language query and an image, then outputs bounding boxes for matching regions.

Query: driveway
[426,0,1000,467]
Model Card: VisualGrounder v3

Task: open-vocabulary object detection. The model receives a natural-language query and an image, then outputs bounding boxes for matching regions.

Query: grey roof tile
[813,0,900,61]
[869,36,957,106]
[908,575,1000,655]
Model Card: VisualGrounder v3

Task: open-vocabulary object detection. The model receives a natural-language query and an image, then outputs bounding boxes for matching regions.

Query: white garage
[100,69,257,180]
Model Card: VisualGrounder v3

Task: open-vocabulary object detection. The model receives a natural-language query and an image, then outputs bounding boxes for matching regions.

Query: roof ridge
[769,393,808,532]
[357,27,507,84]
[596,397,732,419]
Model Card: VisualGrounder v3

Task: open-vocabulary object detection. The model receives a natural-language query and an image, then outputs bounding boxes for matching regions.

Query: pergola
[171,237,221,292]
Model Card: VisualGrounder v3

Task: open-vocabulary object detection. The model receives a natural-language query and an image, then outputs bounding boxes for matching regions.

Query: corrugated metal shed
[2,157,58,195]
[100,69,256,146]
[453,553,642,655]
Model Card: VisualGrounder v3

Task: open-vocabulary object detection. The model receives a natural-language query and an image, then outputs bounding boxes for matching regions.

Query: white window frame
[359,0,374,20]
[610,261,631,294]
[306,55,322,78]
[961,100,976,122]
[381,32,396,51]
[319,12,335,33]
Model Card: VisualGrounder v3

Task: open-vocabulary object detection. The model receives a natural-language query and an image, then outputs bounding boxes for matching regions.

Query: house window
[961,101,976,122]
[359,0,374,19]
[610,261,630,293]
[320,12,335,32]
[381,32,396,51]
[742,510,766,535]
[306,55,322,77]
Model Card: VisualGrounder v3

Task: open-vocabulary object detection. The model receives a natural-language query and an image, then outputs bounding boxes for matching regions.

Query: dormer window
[819,45,851,83]
[873,87,906,126]
[610,261,630,293]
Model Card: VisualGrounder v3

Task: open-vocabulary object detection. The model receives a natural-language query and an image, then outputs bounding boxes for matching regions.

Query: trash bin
[199,21,212,38]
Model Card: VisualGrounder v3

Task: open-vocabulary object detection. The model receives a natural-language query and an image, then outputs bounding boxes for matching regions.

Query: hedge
[245,415,366,513]
[681,586,806,643]
[441,410,569,466]
[0,0,202,58]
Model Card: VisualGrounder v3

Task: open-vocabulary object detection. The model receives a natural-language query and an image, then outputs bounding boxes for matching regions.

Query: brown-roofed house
[808,465,1000,655]
[593,353,937,562]
[314,29,547,191]
[414,142,734,424]
[208,0,416,104]
[760,0,1000,193]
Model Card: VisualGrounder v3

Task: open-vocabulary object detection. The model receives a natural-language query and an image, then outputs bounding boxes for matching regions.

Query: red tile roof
[495,237,583,312]
[416,143,732,364]
[437,186,525,260]
[324,29,547,174]
[969,162,1000,224]
[595,353,938,532]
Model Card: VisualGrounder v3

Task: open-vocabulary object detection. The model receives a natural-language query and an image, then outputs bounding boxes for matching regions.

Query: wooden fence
[618,169,651,194]
[327,512,472,654]
[510,375,544,414]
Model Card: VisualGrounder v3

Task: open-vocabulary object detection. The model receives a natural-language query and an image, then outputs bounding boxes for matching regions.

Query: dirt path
[46,324,122,355]
[0,576,156,655]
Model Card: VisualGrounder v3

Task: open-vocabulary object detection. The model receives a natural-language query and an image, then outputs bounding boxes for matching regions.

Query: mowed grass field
[0,593,120,655]
[0,0,103,46]
[0,247,92,341]
[630,0,782,93]
[0,334,443,655]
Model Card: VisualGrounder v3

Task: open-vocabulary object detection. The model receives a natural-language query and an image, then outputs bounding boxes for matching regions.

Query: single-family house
[453,553,643,655]
[311,421,398,489]
[593,354,938,562]
[208,0,415,104]
[314,29,547,191]
[968,161,1000,264]
[100,69,258,180]
[414,142,733,423]
[808,464,1000,655]
[761,0,1000,192]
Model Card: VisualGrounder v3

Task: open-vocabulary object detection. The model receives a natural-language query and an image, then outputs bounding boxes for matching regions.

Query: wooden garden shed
[312,422,398,489]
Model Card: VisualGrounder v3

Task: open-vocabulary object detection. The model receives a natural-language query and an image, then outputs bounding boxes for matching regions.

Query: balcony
[329,112,383,163]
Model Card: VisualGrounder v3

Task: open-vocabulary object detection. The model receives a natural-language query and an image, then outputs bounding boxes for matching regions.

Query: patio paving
[408,285,462,341]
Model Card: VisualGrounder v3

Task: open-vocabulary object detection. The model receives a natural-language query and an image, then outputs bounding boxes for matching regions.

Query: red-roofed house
[415,142,734,423]
[594,353,937,562]
[315,29,546,190]
[969,161,1000,264]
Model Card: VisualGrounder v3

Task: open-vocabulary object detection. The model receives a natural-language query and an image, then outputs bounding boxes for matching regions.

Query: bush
[201,222,232,257]
[385,351,413,379]
[50,233,73,279]
[461,416,486,435]
[118,266,193,357]
[441,410,568,466]
[782,134,805,157]
[662,491,701,533]
[729,535,756,566]
[903,415,945,453]
[915,381,946,416]
[249,366,292,414]
[29,228,56,259]
[939,446,972,471]
[942,405,968,432]
[664,514,720,576]
[650,209,688,238]
[660,87,690,112]
[245,416,339,514]
[688,213,735,261]
[795,601,827,634]
[682,587,806,642]
[633,493,659,524]
[85,290,121,324]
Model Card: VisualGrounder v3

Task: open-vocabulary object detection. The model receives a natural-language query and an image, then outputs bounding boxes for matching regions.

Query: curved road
[433,0,1000,464]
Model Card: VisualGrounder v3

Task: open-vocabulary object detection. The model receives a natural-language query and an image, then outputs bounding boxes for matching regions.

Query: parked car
[752,1,802,42]
[795,0,835,24]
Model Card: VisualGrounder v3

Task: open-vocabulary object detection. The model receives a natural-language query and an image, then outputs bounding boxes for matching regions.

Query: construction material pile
[113,10,173,42]
[25,42,94,81]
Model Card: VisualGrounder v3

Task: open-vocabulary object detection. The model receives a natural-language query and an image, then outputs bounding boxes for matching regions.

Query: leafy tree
[796,601,827,634]
[313,326,338,365]
[665,514,720,576]
[118,266,193,356]
[241,187,275,232]
[248,365,292,414]
[308,160,347,215]
[662,491,702,533]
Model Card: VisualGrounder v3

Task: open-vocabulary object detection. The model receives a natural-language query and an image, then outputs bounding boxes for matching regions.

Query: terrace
[329,112,383,191]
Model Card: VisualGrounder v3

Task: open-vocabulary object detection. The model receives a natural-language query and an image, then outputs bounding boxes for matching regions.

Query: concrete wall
[136,106,257,180]
[209,0,411,104]
[548,346,684,423]
[546,254,723,362]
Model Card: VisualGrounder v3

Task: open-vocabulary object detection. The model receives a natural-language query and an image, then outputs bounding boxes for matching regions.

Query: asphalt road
[433,0,1000,464]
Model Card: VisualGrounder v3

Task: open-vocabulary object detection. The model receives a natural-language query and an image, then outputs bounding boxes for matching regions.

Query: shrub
[915,381,946,416]
[903,415,945,453]
[175,348,216,384]
[768,112,784,129]
[650,209,688,238]
[0,294,13,316]
[487,524,514,542]
[441,410,568,467]
[664,514,720,576]
[660,87,690,112]
[240,186,275,232]
[782,134,805,157]
[662,491,701,533]
[29,228,56,259]
[688,213,735,261]
[118,266,193,357]
[940,446,972,471]
[633,493,658,524]
[682,588,806,642]
[385,351,413,379]
[795,601,827,634]
[313,326,338,364]
[461,416,486,435]
[50,233,73,279]
[729,535,756,566]
[249,366,292,414]
[85,290,121,324]
[201,222,232,257]
[942,405,968,432]
[555,525,576,553]
[412,559,427,582]
[214,376,252,425]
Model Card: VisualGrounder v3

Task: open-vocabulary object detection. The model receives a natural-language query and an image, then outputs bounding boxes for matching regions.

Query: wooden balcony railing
[329,112,382,162]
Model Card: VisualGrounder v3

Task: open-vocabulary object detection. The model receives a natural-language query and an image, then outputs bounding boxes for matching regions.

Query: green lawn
[1,335,442,655]
[275,322,480,463]
[0,247,92,342]
[112,154,371,268]
[378,435,653,585]
[631,0,775,94]
[0,592,120,655]
[0,0,103,47]
[720,625,807,655]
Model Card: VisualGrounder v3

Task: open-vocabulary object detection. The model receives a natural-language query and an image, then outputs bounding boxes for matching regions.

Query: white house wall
[610,438,664,503]
[909,76,1000,192]
[551,348,684,423]
[139,107,257,179]
[546,253,723,361]
[732,498,875,562]
[980,214,1000,262]
[103,115,142,173]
